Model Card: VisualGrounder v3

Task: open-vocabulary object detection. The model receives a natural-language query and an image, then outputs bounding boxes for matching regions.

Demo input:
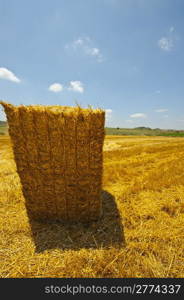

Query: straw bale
[0,101,105,222]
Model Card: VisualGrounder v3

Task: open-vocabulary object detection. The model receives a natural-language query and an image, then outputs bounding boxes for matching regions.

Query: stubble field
[0,135,184,277]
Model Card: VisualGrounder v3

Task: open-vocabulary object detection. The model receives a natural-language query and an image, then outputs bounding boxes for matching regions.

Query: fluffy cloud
[66,37,103,62]
[0,67,20,83]
[169,26,174,33]
[48,81,84,93]
[48,83,63,93]
[0,109,6,121]
[86,47,100,56]
[158,37,173,51]
[73,38,84,46]
[155,108,168,113]
[130,113,147,119]
[105,109,112,114]
[158,26,176,51]
[105,109,112,123]
[68,81,84,93]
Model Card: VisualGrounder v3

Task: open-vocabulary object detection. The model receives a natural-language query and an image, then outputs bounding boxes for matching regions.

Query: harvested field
[0,135,184,277]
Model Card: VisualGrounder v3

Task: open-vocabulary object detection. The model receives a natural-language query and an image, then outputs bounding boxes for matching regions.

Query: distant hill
[0,122,184,137]
[0,121,7,135]
[0,121,7,126]
[134,126,152,130]
[106,127,184,137]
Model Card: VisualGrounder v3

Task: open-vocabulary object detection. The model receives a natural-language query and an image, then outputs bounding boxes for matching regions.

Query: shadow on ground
[28,190,125,253]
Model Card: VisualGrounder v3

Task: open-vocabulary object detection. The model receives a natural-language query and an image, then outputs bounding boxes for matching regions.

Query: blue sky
[0,0,184,129]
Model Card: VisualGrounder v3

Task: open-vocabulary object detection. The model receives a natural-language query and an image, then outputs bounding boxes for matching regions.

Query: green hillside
[106,127,184,137]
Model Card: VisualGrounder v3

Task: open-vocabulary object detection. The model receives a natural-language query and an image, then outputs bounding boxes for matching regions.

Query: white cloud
[158,37,173,51]
[155,108,168,113]
[0,67,20,83]
[85,46,103,62]
[130,113,147,119]
[48,83,63,93]
[170,26,174,33]
[48,81,84,93]
[86,47,100,56]
[163,115,169,118]
[0,109,6,121]
[73,38,84,46]
[105,109,112,114]
[66,37,104,62]
[105,109,112,122]
[68,81,84,93]
[158,26,176,52]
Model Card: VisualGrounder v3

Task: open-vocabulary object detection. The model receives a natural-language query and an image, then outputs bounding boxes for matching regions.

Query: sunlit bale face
[1,101,105,222]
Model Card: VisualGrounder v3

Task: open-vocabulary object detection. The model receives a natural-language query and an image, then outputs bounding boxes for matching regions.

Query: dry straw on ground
[0,135,184,277]
[0,101,105,222]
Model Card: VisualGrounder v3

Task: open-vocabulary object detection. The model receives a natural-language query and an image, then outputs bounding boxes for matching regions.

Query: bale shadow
[28,190,125,253]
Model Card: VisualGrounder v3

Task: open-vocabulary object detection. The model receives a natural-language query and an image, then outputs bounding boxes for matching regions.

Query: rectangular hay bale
[0,101,105,222]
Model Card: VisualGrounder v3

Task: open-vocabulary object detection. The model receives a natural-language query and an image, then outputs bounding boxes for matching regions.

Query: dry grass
[0,135,184,278]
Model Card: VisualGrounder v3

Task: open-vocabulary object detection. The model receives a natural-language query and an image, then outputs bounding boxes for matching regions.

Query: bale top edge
[0,100,105,115]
